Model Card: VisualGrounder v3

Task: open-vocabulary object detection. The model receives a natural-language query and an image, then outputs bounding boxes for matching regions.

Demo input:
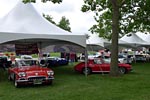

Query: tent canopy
[134,32,150,43]
[86,33,110,51]
[0,1,86,53]
[119,32,150,48]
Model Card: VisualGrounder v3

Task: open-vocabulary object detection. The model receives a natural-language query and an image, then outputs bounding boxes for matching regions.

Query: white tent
[134,32,150,43]
[119,32,150,48]
[0,1,86,53]
[86,33,110,51]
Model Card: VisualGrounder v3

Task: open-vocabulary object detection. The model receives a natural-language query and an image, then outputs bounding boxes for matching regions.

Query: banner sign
[15,43,39,55]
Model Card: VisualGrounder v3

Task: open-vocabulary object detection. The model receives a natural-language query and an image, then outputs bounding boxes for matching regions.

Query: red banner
[15,43,39,55]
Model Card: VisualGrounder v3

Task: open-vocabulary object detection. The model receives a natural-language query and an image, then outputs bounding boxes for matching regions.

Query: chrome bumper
[16,77,54,83]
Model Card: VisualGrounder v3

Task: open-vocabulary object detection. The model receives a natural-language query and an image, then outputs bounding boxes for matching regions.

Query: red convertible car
[74,58,132,75]
[8,59,54,87]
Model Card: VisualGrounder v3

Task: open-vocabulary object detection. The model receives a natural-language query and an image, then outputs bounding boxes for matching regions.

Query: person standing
[69,52,75,65]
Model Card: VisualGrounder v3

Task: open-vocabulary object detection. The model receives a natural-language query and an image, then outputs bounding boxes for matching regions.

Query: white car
[21,55,32,59]
[135,55,147,62]
[118,55,132,64]
[88,52,101,59]
[88,54,101,59]
[118,55,127,63]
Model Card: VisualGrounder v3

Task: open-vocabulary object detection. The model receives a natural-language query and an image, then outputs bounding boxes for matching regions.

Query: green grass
[0,62,150,100]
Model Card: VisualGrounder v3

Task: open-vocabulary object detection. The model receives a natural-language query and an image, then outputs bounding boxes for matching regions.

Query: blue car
[40,57,69,67]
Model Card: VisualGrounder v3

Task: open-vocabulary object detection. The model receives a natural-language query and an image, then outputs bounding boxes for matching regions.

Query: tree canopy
[43,14,71,32]
[43,14,56,25]
[82,0,150,39]
[57,16,71,32]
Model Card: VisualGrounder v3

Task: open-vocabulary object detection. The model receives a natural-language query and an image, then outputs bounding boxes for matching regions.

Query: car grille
[28,76,46,81]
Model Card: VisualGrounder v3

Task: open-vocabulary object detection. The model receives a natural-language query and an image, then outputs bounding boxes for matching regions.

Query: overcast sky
[0,0,96,34]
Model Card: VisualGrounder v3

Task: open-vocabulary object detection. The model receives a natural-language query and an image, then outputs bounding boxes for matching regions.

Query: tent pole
[38,42,42,61]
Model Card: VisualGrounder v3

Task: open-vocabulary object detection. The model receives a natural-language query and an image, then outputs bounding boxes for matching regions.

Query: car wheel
[82,67,91,75]
[118,67,126,74]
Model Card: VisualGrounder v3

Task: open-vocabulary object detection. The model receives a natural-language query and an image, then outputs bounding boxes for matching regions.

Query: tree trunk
[110,0,120,76]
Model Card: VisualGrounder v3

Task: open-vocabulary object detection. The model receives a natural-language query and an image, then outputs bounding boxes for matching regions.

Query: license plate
[33,79,42,84]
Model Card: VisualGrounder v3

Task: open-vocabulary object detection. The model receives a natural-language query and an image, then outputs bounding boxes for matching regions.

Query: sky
[0,0,96,34]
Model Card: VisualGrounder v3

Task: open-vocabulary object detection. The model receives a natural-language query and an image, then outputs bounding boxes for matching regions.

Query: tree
[57,16,71,32]
[43,14,56,25]
[43,14,71,32]
[23,0,71,32]
[82,0,150,76]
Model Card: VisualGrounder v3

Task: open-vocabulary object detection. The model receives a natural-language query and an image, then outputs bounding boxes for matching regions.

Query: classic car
[8,59,54,87]
[118,54,133,64]
[40,56,69,67]
[74,58,132,75]
[135,54,147,62]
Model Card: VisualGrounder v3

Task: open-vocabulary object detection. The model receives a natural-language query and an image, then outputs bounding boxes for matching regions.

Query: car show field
[0,1,150,100]
[0,62,150,100]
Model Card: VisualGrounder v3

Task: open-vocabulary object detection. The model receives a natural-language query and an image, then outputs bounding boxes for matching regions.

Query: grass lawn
[0,62,150,100]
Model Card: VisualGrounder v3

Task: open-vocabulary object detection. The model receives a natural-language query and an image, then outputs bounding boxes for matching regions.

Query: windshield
[103,58,111,63]
[16,60,39,67]
[118,55,126,58]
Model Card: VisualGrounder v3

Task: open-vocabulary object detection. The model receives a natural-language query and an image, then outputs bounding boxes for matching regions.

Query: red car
[74,58,132,75]
[8,59,54,87]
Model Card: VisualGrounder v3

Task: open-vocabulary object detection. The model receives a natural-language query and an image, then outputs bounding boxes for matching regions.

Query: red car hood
[14,65,52,76]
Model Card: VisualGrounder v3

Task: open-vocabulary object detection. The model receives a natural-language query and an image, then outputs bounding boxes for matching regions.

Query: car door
[100,63,110,72]
[92,59,104,72]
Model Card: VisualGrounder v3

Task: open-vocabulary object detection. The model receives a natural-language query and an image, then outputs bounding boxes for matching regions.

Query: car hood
[15,66,52,76]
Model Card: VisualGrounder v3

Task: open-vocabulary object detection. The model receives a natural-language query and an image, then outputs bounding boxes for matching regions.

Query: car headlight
[18,72,26,77]
[47,71,54,76]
